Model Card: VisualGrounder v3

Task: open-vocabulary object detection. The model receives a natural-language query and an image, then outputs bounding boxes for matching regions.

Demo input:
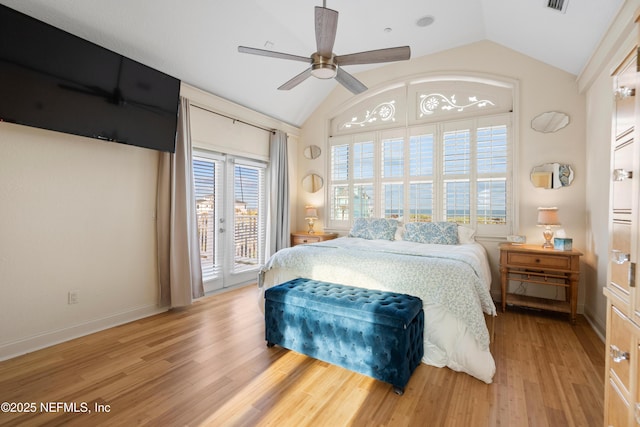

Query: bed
[258,220,497,384]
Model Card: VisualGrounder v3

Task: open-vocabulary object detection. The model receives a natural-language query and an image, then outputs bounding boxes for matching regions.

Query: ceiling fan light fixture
[311,63,337,79]
[311,53,337,79]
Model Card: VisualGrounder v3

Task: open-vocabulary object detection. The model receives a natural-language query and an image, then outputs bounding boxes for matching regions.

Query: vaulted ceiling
[0,0,624,127]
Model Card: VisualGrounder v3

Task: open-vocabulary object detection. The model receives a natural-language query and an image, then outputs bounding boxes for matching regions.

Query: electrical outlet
[68,290,79,305]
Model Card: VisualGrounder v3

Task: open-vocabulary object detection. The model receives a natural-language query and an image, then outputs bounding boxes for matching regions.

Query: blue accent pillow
[404,222,459,245]
[349,218,399,241]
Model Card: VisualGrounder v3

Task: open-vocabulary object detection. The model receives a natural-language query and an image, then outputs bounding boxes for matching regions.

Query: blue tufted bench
[264,277,424,395]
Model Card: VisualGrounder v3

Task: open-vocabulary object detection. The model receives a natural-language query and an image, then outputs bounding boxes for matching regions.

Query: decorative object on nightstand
[537,207,560,248]
[304,206,318,234]
[553,237,573,251]
[507,235,526,244]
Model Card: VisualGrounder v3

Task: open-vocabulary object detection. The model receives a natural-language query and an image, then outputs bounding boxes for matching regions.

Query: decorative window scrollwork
[419,93,495,117]
[341,101,396,129]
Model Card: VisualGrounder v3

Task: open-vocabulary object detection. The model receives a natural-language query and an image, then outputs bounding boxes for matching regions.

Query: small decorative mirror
[530,163,574,189]
[531,111,570,133]
[302,173,323,193]
[303,145,321,159]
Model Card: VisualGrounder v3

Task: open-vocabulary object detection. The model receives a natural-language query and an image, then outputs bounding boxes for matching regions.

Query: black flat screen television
[0,4,180,153]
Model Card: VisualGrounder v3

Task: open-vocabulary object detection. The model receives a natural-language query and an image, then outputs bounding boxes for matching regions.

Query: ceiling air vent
[547,0,569,13]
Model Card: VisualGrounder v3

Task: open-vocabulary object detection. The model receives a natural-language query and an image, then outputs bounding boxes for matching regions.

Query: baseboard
[0,304,168,362]
[582,307,606,343]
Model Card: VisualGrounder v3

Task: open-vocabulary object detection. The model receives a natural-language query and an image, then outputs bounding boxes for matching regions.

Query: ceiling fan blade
[335,67,367,94]
[238,46,310,63]
[315,6,338,58]
[278,68,313,90]
[335,46,411,66]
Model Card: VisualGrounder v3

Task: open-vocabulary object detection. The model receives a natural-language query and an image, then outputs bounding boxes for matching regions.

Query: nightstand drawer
[292,235,321,245]
[507,252,571,270]
[290,231,338,247]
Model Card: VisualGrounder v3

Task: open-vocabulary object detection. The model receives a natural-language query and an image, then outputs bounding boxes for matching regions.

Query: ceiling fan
[238,1,411,95]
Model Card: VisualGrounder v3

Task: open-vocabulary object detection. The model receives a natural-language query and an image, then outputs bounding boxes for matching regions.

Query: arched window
[326,75,516,237]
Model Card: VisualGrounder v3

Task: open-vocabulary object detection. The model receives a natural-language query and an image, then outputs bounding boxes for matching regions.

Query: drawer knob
[610,344,630,363]
[611,250,630,265]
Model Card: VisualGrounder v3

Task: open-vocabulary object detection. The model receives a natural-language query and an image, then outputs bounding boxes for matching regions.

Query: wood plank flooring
[0,284,605,426]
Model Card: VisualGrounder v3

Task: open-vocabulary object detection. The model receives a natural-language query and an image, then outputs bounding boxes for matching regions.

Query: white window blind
[408,132,434,222]
[193,154,223,281]
[330,142,350,222]
[233,160,266,273]
[353,141,374,180]
[327,114,512,236]
[476,123,508,225]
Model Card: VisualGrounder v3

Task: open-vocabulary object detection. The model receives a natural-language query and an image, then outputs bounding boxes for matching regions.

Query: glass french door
[193,151,266,293]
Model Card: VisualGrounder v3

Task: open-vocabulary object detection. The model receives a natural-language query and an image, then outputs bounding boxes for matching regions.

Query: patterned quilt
[260,237,496,350]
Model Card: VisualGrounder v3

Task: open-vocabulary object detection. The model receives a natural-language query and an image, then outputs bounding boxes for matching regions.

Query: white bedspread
[258,237,497,383]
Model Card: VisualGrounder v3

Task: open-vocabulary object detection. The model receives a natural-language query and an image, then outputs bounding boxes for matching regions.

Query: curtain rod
[191,104,275,134]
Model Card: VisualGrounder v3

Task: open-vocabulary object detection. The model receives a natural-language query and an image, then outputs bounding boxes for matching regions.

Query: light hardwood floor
[0,284,604,426]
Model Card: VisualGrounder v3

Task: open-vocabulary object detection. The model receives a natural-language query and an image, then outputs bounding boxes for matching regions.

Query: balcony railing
[235,214,258,266]
[196,212,260,276]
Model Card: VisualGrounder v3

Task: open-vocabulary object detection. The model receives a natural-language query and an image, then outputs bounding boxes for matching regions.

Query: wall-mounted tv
[0,4,180,153]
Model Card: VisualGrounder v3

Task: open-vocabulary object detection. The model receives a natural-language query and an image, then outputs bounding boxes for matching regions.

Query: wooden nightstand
[499,243,582,323]
[290,231,338,247]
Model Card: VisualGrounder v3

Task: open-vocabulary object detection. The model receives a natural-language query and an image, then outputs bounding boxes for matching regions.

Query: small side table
[499,243,582,323]
[290,231,338,247]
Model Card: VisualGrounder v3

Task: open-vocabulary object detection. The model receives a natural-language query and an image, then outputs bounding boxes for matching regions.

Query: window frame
[192,149,267,290]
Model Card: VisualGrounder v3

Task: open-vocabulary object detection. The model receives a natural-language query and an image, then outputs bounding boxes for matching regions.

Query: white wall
[297,40,588,312]
[0,123,162,359]
[0,83,300,360]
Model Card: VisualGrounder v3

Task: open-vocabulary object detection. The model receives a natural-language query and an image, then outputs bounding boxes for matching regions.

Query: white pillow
[457,226,476,244]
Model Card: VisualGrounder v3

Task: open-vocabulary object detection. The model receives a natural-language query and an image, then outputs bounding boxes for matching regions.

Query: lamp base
[307,219,316,234]
[542,228,554,249]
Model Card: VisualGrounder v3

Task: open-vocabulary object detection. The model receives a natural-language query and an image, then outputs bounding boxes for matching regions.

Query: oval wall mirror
[302,173,323,193]
[303,145,321,159]
[530,163,574,189]
[531,111,570,133]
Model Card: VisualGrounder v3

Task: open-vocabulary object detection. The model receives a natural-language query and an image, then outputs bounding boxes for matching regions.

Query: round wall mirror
[302,173,323,193]
[303,145,321,159]
[530,163,574,189]
[531,111,570,133]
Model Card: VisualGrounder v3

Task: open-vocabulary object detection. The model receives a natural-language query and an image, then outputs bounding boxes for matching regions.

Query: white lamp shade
[537,207,560,226]
[305,207,318,219]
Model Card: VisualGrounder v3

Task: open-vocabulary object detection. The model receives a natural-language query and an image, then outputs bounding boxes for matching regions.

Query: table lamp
[305,206,318,234]
[537,207,560,248]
